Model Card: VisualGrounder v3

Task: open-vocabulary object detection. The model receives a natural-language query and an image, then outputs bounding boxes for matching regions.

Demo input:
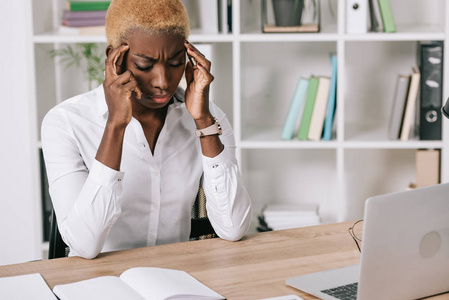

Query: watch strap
[195,118,222,137]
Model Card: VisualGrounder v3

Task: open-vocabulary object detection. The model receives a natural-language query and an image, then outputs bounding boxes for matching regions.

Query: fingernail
[188,48,194,52]
[198,62,203,67]
[184,40,189,44]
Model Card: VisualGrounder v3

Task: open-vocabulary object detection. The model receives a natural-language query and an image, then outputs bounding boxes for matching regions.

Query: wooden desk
[0,222,448,300]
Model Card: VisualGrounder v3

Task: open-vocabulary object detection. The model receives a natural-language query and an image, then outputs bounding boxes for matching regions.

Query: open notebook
[53,267,225,300]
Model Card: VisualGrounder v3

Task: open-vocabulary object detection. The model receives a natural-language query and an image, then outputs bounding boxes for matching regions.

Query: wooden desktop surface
[0,221,448,300]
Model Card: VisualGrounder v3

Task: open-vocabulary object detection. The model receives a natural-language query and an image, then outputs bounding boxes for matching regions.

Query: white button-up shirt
[41,86,252,259]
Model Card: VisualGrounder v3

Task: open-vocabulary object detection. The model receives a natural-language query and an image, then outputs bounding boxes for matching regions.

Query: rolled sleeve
[202,147,252,242]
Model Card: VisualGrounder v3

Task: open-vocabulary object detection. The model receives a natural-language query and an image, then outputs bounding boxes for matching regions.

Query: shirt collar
[95,85,185,118]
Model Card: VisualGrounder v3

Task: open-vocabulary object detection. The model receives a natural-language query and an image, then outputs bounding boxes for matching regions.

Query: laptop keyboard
[321,282,358,300]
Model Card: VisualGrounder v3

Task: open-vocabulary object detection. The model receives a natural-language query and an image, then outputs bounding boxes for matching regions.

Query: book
[368,0,379,32]
[62,18,106,27]
[262,203,321,231]
[416,150,440,187]
[418,41,443,140]
[322,53,337,141]
[62,10,107,20]
[281,78,309,140]
[0,273,57,300]
[346,0,368,34]
[377,0,396,33]
[58,25,106,35]
[66,1,111,11]
[53,267,224,300]
[369,0,383,32]
[400,66,420,141]
[308,77,330,141]
[298,77,319,140]
[388,74,410,140]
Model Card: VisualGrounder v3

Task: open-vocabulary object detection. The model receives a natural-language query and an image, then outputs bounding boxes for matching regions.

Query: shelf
[239,140,338,149]
[343,141,443,149]
[344,24,445,41]
[33,32,235,44]
[239,33,339,42]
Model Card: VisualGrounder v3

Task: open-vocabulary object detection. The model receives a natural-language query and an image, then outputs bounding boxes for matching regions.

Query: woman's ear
[105,45,113,57]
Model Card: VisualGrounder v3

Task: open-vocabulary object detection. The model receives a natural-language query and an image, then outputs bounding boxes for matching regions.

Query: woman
[42,0,252,259]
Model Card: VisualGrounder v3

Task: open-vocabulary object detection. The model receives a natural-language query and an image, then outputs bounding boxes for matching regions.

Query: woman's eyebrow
[132,49,185,61]
[133,53,156,61]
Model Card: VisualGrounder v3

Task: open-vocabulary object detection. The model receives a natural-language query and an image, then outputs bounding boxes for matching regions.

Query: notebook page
[53,276,145,300]
[0,273,57,300]
[120,267,224,300]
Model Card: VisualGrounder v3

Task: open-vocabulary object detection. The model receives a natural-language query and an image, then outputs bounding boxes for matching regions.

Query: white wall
[0,0,42,265]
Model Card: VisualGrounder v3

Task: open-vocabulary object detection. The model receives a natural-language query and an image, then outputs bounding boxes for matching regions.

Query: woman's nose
[151,65,170,91]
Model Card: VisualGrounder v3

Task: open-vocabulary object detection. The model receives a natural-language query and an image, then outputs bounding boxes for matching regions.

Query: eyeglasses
[348,219,363,252]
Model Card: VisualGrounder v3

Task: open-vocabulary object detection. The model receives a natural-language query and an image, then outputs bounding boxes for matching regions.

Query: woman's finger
[197,63,214,84]
[116,44,128,75]
[123,77,143,99]
[185,43,211,71]
[105,45,129,82]
[112,70,133,85]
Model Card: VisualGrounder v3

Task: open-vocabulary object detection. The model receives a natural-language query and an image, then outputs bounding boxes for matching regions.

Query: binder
[418,41,443,140]
[346,0,368,34]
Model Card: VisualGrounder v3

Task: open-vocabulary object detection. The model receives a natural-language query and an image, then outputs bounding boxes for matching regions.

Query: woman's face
[124,30,186,109]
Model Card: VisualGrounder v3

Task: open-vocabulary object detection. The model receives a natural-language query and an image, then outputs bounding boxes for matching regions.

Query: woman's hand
[184,41,215,122]
[103,44,142,128]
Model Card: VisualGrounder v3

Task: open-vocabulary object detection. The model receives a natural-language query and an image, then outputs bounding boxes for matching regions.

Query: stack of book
[259,203,321,231]
[59,0,110,35]
[281,53,337,141]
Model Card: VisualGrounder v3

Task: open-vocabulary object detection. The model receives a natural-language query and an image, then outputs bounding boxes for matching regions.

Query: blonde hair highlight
[105,0,190,48]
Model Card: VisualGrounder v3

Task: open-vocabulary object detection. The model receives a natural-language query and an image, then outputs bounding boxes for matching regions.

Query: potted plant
[272,0,305,27]
[272,0,320,27]
[50,43,105,90]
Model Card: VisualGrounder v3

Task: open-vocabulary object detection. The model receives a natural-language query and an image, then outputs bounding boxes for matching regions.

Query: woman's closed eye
[134,63,153,71]
[168,60,184,68]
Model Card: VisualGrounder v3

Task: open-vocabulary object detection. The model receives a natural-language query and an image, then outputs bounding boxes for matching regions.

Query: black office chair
[48,185,217,259]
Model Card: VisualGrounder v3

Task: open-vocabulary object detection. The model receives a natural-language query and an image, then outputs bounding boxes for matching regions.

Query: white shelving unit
[29,0,449,259]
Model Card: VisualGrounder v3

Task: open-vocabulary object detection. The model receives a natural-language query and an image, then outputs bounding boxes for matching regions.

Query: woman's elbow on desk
[215,210,253,242]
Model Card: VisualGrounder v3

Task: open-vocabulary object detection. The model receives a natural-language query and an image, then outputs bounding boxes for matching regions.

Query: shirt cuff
[202,148,234,177]
[89,159,125,186]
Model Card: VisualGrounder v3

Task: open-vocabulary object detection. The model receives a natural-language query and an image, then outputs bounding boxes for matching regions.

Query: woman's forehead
[127,30,184,54]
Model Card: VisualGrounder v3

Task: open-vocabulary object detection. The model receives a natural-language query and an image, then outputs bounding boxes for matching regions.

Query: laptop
[286,183,449,300]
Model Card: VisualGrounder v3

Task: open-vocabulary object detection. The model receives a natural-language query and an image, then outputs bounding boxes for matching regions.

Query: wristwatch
[194,117,222,138]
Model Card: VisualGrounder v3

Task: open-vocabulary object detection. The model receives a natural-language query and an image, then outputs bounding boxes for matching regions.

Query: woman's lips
[148,94,172,103]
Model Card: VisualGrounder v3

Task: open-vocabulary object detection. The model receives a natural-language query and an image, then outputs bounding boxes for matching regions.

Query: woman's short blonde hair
[105,0,190,48]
